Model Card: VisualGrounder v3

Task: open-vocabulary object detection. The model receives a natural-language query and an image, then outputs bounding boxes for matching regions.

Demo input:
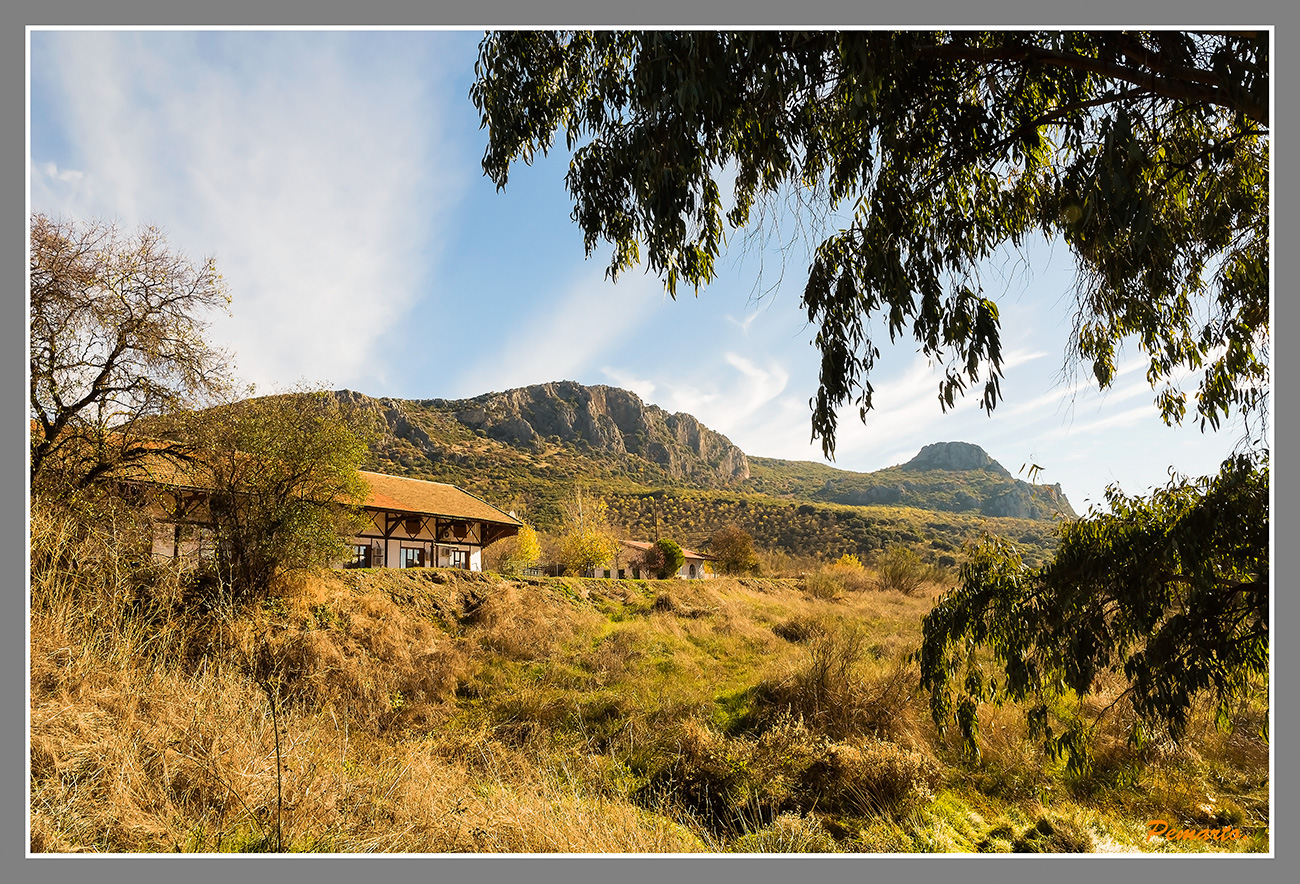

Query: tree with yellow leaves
[496,523,542,576]
[557,488,621,577]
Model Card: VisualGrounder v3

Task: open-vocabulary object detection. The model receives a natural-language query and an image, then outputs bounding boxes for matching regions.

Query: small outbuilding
[612,539,716,580]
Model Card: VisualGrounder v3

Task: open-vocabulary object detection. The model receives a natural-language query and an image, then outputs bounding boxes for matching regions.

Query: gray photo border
[8,1,1292,883]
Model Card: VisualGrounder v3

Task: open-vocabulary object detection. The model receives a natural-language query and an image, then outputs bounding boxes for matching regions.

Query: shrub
[802,738,943,818]
[800,622,869,728]
[496,524,542,576]
[651,712,940,838]
[872,546,942,595]
[655,539,686,578]
[804,570,842,600]
[823,560,875,593]
[710,524,760,575]
[29,493,201,667]
[658,718,765,833]
[730,813,839,853]
[755,619,925,745]
[772,616,820,644]
[557,525,620,576]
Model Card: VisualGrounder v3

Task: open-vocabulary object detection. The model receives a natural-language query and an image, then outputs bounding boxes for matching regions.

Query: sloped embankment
[31,564,1269,854]
[31,566,946,852]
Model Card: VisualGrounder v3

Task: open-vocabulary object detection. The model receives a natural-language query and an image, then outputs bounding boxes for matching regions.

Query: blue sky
[28,28,1259,514]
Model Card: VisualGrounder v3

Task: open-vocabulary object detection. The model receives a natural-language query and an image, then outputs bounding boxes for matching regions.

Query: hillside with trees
[338,383,1075,567]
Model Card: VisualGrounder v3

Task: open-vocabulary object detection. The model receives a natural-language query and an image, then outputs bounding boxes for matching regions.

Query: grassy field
[29,509,1270,855]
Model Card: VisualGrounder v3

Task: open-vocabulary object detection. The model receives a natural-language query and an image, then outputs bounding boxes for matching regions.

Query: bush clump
[646,714,940,838]
[731,813,840,853]
[756,620,921,743]
[772,616,820,644]
[802,738,943,817]
[804,570,843,600]
[872,546,944,595]
[803,555,878,599]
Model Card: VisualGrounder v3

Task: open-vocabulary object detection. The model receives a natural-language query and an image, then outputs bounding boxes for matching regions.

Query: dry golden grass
[29,502,1269,854]
[29,505,713,853]
[30,608,708,853]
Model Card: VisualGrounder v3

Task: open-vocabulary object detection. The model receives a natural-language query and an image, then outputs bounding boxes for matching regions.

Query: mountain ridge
[336,382,1075,523]
[434,380,749,486]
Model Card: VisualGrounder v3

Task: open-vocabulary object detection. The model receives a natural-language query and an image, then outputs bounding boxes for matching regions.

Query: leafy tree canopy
[174,391,375,599]
[710,523,760,575]
[498,523,543,576]
[655,538,686,579]
[918,451,1268,771]
[472,30,1268,455]
[557,489,621,576]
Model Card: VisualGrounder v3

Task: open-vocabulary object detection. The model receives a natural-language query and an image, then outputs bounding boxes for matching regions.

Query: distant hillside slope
[331,383,1074,564]
[747,440,1075,521]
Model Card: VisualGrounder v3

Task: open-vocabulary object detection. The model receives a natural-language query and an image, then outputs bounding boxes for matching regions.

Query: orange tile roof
[114,452,517,527]
[358,471,521,526]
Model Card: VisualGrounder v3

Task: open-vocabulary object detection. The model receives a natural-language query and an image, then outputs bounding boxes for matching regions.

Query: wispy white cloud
[600,368,657,401]
[30,31,467,392]
[681,355,784,422]
[1001,347,1051,371]
[1039,403,1157,441]
[724,309,762,336]
[33,161,84,184]
[604,347,804,453]
[460,269,665,393]
[723,352,790,408]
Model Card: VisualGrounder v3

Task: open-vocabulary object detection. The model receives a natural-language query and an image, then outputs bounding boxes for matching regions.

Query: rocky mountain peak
[337,385,1075,521]
[901,441,1012,477]
[450,381,749,486]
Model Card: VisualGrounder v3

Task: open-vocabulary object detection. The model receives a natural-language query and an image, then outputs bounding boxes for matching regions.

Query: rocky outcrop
[816,441,1075,518]
[901,441,1013,477]
[445,381,749,486]
[334,389,434,449]
[337,384,1074,519]
[981,482,1075,520]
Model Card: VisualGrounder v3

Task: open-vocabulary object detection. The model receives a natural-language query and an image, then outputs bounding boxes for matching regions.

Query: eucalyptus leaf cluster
[917,452,1268,771]
[472,31,1268,456]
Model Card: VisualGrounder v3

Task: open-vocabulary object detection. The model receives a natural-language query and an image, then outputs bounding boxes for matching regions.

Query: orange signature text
[1146,820,1247,843]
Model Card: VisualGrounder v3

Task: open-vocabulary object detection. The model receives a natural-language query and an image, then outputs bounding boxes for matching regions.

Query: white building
[144,467,520,573]
[611,539,716,580]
